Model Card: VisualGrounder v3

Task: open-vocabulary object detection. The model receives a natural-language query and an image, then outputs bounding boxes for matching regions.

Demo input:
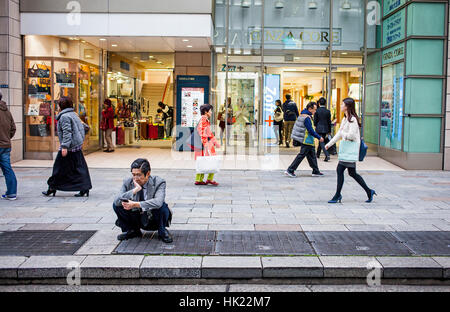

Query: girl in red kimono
[195,104,220,186]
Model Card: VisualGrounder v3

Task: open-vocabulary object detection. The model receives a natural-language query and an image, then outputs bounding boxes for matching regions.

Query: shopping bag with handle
[196,148,222,174]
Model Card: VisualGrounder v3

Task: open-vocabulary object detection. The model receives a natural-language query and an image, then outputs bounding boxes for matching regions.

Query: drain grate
[305,231,412,256]
[391,231,450,256]
[215,231,315,255]
[0,230,96,256]
[113,230,215,255]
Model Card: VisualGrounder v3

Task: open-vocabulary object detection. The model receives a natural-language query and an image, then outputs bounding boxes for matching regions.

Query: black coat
[314,106,331,134]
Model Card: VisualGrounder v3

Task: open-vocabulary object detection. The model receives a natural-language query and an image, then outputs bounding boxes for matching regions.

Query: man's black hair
[131,158,151,175]
[286,94,291,100]
[158,102,165,108]
[157,108,162,113]
[317,97,326,106]
[200,104,213,115]
[306,102,317,111]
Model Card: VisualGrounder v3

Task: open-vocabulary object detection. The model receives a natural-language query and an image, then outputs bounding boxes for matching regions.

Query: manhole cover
[215,231,314,255]
[0,230,96,256]
[113,230,215,255]
[305,231,412,256]
[391,231,450,256]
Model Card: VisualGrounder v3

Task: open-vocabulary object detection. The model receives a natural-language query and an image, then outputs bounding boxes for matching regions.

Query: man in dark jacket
[314,97,331,161]
[0,92,17,200]
[282,94,299,148]
[285,102,324,178]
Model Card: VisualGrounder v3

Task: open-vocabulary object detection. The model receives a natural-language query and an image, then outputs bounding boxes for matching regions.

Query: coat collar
[56,108,74,121]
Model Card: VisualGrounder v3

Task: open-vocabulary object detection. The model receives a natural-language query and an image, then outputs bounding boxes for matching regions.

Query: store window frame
[217,0,373,154]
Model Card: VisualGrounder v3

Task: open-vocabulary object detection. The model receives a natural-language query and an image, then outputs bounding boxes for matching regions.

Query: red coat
[195,115,219,160]
[101,106,115,130]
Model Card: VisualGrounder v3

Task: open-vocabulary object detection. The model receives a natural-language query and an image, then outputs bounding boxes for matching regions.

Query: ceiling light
[81,40,86,43]
[182,39,189,42]
[187,45,193,48]
[216,0,224,4]
[100,38,106,41]
[215,47,224,53]
[149,56,154,58]
[308,1,317,9]
[342,0,351,10]
[341,52,348,55]
[111,44,118,47]
[275,0,284,9]
[242,0,251,8]
[157,61,163,64]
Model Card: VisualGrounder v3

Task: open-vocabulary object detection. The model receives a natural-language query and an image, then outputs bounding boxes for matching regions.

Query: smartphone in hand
[120,197,129,202]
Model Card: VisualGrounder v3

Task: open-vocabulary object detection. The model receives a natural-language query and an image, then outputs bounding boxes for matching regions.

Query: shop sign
[382,9,405,47]
[0,84,8,88]
[263,74,280,140]
[382,43,404,65]
[383,0,406,17]
[249,27,341,47]
[57,83,75,88]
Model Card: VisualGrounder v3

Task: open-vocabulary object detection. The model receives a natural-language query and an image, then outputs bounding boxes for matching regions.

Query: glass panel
[380,62,403,150]
[365,83,380,113]
[364,115,379,145]
[332,0,365,52]
[366,52,381,84]
[24,59,54,154]
[407,3,446,37]
[404,117,441,153]
[406,39,444,76]
[405,78,443,115]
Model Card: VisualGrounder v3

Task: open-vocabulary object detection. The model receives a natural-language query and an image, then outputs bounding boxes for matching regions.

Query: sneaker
[312,172,324,177]
[1,194,16,201]
[324,156,330,162]
[284,170,296,178]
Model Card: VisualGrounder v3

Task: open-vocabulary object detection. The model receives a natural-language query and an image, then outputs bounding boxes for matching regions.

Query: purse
[274,108,284,122]
[28,80,38,94]
[338,140,360,162]
[37,85,51,94]
[39,102,51,116]
[27,104,40,116]
[359,137,368,161]
[227,116,236,124]
[37,63,50,78]
[28,64,39,77]
[38,124,48,137]
[55,69,72,83]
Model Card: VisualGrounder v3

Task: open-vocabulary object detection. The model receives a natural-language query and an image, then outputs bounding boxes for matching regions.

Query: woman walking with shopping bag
[325,97,376,204]
[194,104,221,186]
[42,96,92,197]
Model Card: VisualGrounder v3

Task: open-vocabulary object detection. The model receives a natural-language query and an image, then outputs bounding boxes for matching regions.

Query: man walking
[285,102,324,178]
[314,97,331,162]
[0,91,17,200]
[282,94,299,148]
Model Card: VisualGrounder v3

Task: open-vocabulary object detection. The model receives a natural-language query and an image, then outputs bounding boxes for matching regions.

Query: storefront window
[380,62,403,150]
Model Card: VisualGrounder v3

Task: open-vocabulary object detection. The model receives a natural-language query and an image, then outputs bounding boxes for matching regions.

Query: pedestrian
[195,104,221,186]
[282,94,299,148]
[158,101,174,139]
[42,96,92,197]
[325,97,376,203]
[225,97,234,145]
[113,158,173,243]
[217,100,226,145]
[314,97,331,162]
[101,98,115,153]
[273,99,284,145]
[284,102,325,178]
[0,91,18,201]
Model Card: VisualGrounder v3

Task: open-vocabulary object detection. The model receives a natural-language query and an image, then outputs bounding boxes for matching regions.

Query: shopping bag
[196,155,222,174]
[338,140,360,162]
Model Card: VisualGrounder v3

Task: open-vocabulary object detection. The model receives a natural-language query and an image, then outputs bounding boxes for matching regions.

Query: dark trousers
[287,144,320,174]
[113,203,170,237]
[334,164,371,198]
[274,120,284,144]
[316,133,330,158]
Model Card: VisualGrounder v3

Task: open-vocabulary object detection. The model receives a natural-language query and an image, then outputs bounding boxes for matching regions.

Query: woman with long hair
[101,98,115,152]
[325,97,376,203]
[42,96,92,197]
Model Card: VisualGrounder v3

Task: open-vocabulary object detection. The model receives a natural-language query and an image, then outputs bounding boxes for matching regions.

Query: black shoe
[286,143,290,148]
[117,230,142,241]
[75,190,89,197]
[42,189,56,197]
[312,172,324,177]
[158,231,173,243]
[324,156,330,162]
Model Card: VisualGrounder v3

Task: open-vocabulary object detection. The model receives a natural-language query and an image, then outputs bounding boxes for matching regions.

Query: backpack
[285,102,297,119]
[167,106,174,118]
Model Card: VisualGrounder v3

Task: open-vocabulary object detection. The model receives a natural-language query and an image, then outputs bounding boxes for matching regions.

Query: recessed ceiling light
[100,38,106,41]
[149,56,154,58]
[341,52,348,55]
[111,44,118,47]
[182,39,189,42]
[157,61,163,64]
[81,40,86,43]
[187,45,193,48]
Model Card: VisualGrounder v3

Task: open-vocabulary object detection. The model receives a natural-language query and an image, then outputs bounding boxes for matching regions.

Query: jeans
[316,133,330,158]
[0,148,17,196]
[165,117,173,138]
[287,144,320,174]
[113,203,170,238]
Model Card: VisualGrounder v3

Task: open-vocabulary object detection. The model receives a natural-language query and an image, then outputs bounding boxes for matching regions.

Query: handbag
[27,104,40,116]
[196,152,222,174]
[38,124,48,137]
[359,137,368,162]
[28,64,39,77]
[274,108,284,122]
[338,140,360,162]
[55,69,72,83]
[37,85,51,94]
[28,80,38,94]
[39,102,51,116]
[227,116,236,124]
[37,63,50,78]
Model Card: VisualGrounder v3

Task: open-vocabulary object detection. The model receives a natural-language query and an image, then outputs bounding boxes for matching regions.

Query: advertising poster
[181,87,204,128]
[263,74,280,140]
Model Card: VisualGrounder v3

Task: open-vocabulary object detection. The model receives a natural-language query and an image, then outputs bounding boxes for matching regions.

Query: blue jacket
[301,109,322,144]
[282,100,299,121]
